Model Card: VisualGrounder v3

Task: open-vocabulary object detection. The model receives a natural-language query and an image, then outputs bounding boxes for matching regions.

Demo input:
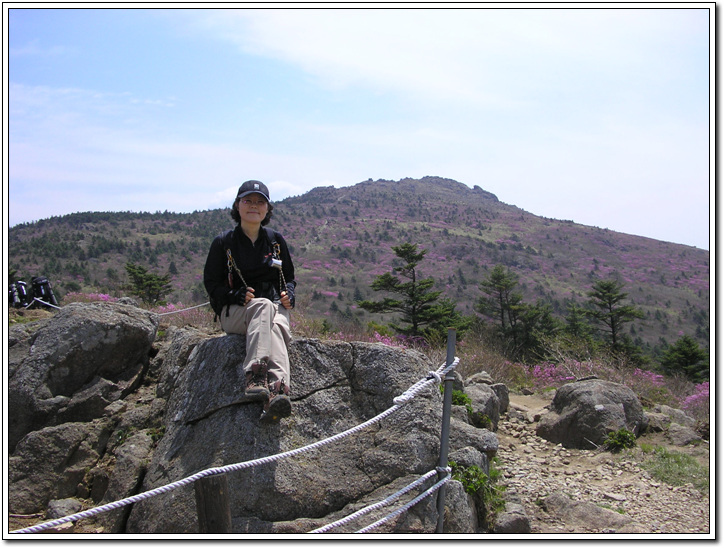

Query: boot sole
[244,388,270,401]
[260,395,292,423]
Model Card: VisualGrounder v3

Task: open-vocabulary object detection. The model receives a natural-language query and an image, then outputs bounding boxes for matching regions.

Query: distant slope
[8,176,710,354]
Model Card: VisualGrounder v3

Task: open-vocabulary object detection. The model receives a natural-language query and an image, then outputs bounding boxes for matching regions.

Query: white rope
[309,469,439,533]
[25,297,61,310]
[393,358,458,406]
[11,358,458,534]
[16,299,213,315]
[157,302,211,316]
[354,471,452,534]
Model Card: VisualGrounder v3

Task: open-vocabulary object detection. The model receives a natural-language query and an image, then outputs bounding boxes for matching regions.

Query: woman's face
[238,194,269,225]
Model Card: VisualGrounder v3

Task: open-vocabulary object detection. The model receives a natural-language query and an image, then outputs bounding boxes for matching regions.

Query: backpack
[8,281,30,308]
[30,276,59,308]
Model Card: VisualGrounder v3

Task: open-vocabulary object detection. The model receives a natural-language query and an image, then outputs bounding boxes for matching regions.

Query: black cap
[236,180,270,202]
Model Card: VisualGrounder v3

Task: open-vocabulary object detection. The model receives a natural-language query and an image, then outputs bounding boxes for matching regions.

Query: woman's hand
[230,286,255,306]
[280,291,293,310]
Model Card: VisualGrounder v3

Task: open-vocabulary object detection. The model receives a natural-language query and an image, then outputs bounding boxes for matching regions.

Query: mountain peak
[351,176,499,202]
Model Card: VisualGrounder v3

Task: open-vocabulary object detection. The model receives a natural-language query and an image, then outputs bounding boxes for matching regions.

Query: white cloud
[191,8,705,110]
[9,39,74,57]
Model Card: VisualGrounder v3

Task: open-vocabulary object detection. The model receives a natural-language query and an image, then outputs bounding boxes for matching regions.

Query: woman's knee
[247,298,276,314]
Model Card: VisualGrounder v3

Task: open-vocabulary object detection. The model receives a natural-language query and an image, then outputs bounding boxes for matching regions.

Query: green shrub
[468,410,492,429]
[451,390,472,406]
[603,428,637,452]
[449,459,506,530]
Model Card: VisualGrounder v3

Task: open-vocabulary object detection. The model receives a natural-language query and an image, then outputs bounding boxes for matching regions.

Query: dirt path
[496,394,711,534]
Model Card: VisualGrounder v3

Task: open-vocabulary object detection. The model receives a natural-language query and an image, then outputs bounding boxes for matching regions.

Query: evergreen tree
[357,242,470,341]
[564,303,594,340]
[586,278,644,351]
[476,265,560,360]
[659,335,709,382]
[476,265,525,350]
[517,301,562,361]
[124,262,172,305]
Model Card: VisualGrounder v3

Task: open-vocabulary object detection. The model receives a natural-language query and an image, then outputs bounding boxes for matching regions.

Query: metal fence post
[435,328,456,533]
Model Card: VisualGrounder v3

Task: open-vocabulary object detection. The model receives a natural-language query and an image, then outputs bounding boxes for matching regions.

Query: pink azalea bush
[327,330,410,348]
[152,302,214,328]
[63,292,119,303]
[680,382,709,421]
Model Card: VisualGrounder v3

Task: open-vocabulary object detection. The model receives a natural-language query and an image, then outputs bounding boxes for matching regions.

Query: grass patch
[641,446,709,495]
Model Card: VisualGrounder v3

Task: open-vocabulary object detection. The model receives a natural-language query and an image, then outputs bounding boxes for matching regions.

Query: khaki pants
[219,299,292,390]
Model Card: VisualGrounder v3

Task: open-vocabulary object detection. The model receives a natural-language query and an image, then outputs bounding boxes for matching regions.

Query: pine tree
[477,265,522,336]
[124,262,172,305]
[659,335,709,382]
[476,264,561,360]
[357,242,470,341]
[586,278,644,351]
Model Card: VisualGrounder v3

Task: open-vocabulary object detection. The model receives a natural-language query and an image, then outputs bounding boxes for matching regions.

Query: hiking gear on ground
[9,278,59,309]
[31,276,59,307]
[244,360,270,401]
[9,282,27,308]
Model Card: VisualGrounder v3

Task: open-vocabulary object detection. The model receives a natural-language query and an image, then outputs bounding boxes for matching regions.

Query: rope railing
[355,472,452,534]
[156,302,211,316]
[11,358,459,535]
[24,297,62,310]
[14,298,212,316]
[309,468,448,534]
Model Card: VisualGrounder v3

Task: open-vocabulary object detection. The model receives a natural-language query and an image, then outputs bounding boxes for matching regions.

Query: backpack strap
[263,227,278,254]
[263,227,287,293]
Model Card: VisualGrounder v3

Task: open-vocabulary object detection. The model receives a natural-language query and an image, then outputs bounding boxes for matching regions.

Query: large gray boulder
[536,379,647,449]
[125,336,457,533]
[8,302,158,451]
[8,304,495,534]
[542,491,632,531]
[9,419,116,513]
[466,383,501,430]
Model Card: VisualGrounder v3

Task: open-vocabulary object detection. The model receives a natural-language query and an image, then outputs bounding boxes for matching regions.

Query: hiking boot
[260,379,291,423]
[244,360,270,401]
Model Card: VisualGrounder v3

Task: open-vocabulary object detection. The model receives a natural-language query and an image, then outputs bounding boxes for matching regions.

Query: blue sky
[6,6,712,249]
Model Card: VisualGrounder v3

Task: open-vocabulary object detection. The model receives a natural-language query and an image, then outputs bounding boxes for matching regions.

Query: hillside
[8,176,710,355]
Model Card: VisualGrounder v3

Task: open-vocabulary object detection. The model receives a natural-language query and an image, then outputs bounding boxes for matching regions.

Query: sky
[5,5,712,249]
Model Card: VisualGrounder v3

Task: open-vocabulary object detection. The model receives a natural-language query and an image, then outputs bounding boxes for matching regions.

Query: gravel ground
[495,394,711,535]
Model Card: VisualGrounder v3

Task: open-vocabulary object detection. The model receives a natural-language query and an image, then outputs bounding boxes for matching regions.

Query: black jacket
[204,225,296,317]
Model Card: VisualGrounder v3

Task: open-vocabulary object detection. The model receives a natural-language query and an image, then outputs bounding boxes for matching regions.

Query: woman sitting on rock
[203,180,296,423]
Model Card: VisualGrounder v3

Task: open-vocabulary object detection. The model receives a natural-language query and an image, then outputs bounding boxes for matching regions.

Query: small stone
[38,522,75,534]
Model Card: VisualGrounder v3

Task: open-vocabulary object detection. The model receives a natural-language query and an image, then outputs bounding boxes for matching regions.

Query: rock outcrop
[8,303,496,534]
[8,302,159,452]
[126,334,460,533]
[535,379,647,449]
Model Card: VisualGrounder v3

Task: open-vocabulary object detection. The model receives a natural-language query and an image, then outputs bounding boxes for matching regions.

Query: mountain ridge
[8,176,710,356]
